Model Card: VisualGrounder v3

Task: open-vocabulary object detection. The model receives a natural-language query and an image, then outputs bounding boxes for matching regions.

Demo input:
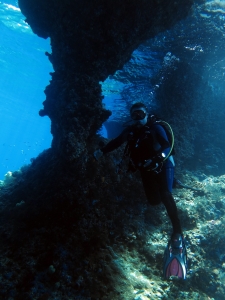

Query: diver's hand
[94,149,103,161]
[143,159,158,170]
[143,157,162,172]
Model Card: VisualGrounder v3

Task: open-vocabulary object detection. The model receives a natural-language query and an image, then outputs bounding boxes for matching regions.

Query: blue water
[101,46,162,123]
[0,0,53,179]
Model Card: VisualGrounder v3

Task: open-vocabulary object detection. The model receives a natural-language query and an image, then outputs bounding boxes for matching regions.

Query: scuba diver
[94,102,187,279]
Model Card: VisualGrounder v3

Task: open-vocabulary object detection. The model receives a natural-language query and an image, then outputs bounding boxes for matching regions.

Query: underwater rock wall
[149,2,225,175]
[18,0,193,161]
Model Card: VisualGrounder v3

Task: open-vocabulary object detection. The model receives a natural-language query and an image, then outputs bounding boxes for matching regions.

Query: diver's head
[130,102,148,126]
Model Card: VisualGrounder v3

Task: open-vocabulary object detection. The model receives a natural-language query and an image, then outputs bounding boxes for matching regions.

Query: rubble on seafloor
[0,161,224,299]
[96,171,225,300]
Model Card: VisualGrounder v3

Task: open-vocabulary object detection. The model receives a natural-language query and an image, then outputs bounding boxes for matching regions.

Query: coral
[3,171,16,185]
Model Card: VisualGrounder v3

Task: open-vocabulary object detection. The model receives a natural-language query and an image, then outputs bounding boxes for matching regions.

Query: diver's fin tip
[164,257,187,279]
[163,235,187,280]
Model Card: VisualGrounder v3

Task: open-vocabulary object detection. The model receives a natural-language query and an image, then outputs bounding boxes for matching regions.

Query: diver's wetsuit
[101,122,182,235]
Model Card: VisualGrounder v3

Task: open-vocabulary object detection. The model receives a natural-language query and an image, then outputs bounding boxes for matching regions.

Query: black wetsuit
[101,122,182,235]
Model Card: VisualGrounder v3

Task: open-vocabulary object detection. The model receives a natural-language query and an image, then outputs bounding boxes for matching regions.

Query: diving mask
[131,109,147,120]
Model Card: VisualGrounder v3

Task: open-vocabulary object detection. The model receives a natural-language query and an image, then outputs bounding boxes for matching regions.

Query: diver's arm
[101,127,130,154]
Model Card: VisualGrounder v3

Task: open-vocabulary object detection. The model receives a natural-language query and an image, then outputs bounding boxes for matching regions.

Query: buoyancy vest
[124,120,174,171]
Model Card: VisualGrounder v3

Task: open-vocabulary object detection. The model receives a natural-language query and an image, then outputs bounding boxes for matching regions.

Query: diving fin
[163,234,187,279]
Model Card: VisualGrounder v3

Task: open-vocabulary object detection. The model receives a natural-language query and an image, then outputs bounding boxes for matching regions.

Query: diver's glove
[94,149,103,161]
[143,155,163,172]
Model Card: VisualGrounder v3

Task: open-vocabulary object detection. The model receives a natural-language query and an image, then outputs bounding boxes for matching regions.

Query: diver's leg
[161,190,182,234]
[140,170,161,205]
[160,165,182,234]
[140,167,182,233]
[160,165,187,279]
